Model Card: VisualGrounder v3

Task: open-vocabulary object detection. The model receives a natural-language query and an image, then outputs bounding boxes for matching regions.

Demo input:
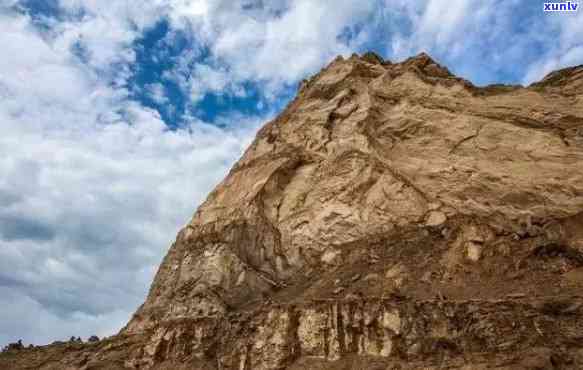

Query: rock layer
[2,52,583,369]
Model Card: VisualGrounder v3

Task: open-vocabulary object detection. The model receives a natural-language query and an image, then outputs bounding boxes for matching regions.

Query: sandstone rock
[385,263,408,289]
[320,248,341,265]
[385,264,407,279]
[466,241,483,262]
[333,287,344,295]
[3,52,583,369]
[425,210,447,226]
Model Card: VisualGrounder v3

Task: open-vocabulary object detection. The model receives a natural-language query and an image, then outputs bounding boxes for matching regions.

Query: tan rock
[320,248,342,265]
[425,211,447,226]
[466,242,483,262]
[4,52,583,370]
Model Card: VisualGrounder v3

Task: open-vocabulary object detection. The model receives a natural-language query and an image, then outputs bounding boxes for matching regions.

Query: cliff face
[2,53,583,370]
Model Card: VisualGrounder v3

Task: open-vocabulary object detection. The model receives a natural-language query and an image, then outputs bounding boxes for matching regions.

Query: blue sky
[0,0,581,346]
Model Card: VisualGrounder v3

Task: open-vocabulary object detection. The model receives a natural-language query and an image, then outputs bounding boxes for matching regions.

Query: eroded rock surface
[2,52,583,369]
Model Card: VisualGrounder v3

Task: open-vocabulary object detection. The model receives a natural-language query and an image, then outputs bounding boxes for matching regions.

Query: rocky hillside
[2,52,583,370]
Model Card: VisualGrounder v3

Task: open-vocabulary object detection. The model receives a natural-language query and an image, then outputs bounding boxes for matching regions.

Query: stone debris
[425,211,447,227]
[350,274,361,283]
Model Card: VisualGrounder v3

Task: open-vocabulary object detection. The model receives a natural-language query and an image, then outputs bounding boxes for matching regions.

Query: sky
[0,0,582,346]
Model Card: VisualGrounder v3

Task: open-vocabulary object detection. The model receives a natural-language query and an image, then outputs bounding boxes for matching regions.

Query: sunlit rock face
[3,53,583,369]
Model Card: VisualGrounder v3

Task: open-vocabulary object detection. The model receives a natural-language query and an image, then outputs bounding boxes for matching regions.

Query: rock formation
[2,52,583,369]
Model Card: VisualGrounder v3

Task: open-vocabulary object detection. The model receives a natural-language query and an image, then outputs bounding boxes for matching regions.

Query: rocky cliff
[2,52,583,369]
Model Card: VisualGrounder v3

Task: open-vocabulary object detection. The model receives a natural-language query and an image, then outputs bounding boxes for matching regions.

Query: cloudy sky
[0,0,581,346]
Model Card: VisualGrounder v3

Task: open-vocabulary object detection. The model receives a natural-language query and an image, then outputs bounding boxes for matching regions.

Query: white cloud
[169,0,209,18]
[145,82,170,104]
[0,8,263,345]
[389,0,506,60]
[166,0,378,100]
[383,0,583,85]
[189,63,246,103]
[0,92,263,343]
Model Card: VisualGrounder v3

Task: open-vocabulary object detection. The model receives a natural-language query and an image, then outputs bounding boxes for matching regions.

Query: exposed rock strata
[2,52,583,369]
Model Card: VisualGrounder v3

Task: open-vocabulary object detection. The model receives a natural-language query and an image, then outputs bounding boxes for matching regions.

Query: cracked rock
[3,52,583,370]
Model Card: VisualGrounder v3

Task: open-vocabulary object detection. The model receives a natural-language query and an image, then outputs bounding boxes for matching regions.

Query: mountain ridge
[2,52,583,370]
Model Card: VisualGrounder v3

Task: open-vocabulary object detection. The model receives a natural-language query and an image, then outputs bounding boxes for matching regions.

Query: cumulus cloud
[0,104,262,345]
[162,0,583,93]
[0,7,263,345]
[165,0,379,101]
[207,0,374,81]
